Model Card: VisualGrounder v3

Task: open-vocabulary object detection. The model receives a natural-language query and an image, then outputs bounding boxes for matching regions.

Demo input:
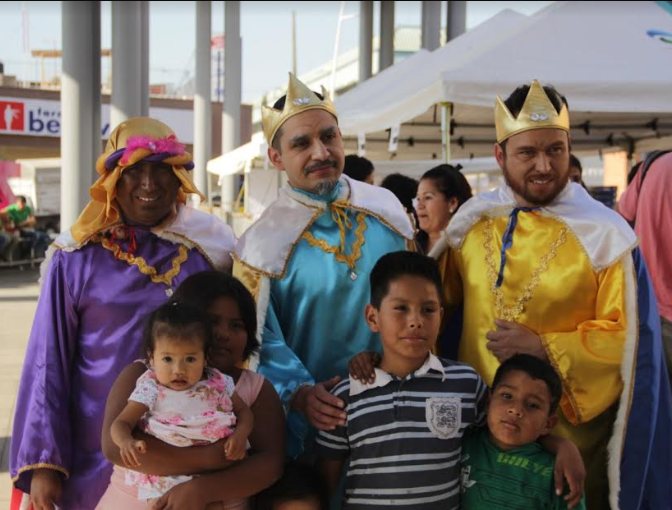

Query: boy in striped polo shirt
[316,251,488,509]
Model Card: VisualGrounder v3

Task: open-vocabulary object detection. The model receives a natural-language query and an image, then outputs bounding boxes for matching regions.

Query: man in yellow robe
[435,81,671,510]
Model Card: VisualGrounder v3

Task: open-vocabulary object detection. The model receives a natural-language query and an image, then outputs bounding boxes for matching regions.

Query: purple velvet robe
[10,229,216,509]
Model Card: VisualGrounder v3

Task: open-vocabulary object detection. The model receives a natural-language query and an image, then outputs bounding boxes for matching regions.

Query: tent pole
[441,102,452,163]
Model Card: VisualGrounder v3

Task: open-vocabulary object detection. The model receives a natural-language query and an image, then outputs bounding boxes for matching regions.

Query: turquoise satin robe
[257,184,407,456]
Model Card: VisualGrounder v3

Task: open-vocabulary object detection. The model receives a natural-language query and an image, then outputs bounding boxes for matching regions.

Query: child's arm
[102,362,235,476]
[538,434,586,509]
[348,350,381,383]
[223,391,254,460]
[319,458,345,500]
[110,400,150,468]
[314,382,350,502]
[148,378,286,508]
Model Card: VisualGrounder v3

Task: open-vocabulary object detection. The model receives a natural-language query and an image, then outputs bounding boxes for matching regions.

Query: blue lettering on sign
[28,110,63,134]
[47,119,60,134]
[27,110,111,138]
[29,111,45,133]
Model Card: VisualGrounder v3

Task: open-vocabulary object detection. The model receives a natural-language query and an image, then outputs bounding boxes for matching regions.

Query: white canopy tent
[206,133,500,220]
[336,9,527,135]
[206,132,268,177]
[373,158,498,179]
[207,1,672,221]
[207,135,501,221]
[336,1,672,161]
[205,8,533,208]
[440,1,672,112]
[207,132,287,226]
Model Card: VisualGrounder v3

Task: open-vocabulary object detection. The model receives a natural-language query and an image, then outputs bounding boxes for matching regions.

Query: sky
[0,1,554,103]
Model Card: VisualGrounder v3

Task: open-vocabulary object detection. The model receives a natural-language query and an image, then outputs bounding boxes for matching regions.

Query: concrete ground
[0,267,41,508]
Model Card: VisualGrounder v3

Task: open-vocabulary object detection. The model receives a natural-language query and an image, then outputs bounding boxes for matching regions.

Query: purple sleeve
[10,251,79,491]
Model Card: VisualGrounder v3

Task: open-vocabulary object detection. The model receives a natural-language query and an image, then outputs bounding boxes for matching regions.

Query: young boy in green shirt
[346,256,585,509]
[460,354,586,510]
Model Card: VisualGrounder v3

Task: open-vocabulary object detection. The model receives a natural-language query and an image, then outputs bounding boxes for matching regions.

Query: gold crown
[262,73,338,145]
[495,80,570,144]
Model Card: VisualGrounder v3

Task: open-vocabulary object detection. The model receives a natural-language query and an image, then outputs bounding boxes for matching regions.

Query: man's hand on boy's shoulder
[348,350,381,383]
[293,376,347,430]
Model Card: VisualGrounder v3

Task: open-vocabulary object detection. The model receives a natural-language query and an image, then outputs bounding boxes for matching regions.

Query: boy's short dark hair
[370,251,442,309]
[343,154,374,182]
[492,354,563,414]
[380,173,418,213]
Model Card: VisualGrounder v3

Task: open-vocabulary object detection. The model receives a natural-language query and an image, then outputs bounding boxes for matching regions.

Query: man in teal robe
[233,74,414,455]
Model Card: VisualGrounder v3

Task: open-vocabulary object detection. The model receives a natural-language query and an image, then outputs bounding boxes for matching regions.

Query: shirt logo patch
[426,397,461,439]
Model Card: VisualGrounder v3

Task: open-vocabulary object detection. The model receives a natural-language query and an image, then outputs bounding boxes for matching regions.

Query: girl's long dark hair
[170,271,259,361]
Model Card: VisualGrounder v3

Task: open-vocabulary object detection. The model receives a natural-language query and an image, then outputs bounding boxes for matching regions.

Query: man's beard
[305,158,340,196]
[502,162,567,206]
[312,179,339,196]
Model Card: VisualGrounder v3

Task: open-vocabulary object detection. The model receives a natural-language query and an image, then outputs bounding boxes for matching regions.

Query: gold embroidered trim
[99,236,189,286]
[347,204,412,241]
[235,178,412,279]
[235,204,405,280]
[232,253,279,280]
[540,333,583,425]
[451,206,512,250]
[483,217,567,322]
[543,210,639,273]
[160,230,217,269]
[232,210,324,280]
[302,210,368,271]
[285,182,412,241]
[456,208,638,274]
[233,259,263,301]
[12,463,69,482]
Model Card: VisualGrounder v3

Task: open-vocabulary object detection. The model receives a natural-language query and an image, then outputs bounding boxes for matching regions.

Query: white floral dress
[125,367,237,500]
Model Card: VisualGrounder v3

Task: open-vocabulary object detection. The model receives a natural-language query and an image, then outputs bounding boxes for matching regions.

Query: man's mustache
[304,160,338,175]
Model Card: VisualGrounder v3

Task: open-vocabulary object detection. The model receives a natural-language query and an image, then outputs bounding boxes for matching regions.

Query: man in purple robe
[10,117,236,510]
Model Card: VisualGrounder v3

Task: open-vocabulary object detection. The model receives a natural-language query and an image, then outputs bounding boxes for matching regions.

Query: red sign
[0,100,25,131]
[0,162,19,209]
[211,34,225,50]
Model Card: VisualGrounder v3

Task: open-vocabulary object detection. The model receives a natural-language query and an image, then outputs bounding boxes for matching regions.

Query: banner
[0,97,194,143]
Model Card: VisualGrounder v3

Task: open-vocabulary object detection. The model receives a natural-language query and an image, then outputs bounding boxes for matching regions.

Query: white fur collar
[235,174,414,277]
[46,204,235,276]
[443,183,637,271]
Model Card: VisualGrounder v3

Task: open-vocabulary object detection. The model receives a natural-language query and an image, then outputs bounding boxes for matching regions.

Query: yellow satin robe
[442,211,628,509]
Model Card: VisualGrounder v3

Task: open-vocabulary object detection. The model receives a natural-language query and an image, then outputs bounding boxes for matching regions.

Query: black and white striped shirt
[316,354,487,509]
